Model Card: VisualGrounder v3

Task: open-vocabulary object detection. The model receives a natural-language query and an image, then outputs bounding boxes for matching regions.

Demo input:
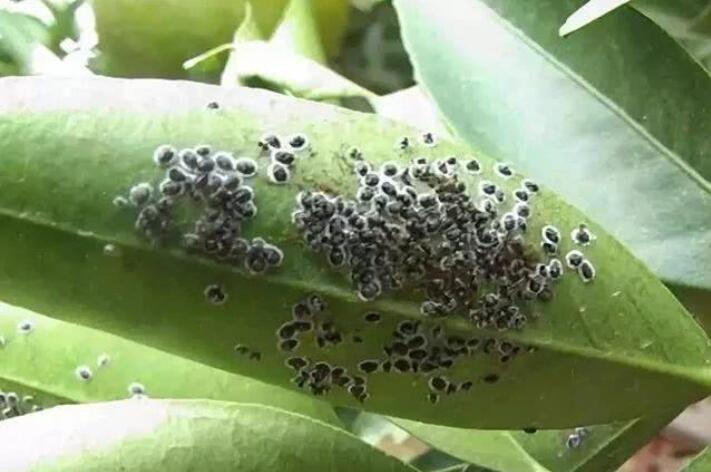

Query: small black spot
[480,181,496,195]
[541,241,558,255]
[352,335,363,343]
[288,134,308,151]
[279,339,299,352]
[465,159,481,173]
[75,366,92,381]
[234,344,249,355]
[396,320,418,336]
[259,133,281,150]
[249,351,262,361]
[207,101,220,110]
[578,260,595,283]
[523,427,538,434]
[523,179,539,193]
[292,302,312,319]
[195,145,212,157]
[393,358,412,373]
[347,146,363,160]
[542,225,561,244]
[363,312,381,323]
[514,189,529,202]
[427,393,439,404]
[285,357,308,370]
[153,145,177,168]
[351,375,366,386]
[483,374,499,383]
[421,132,436,146]
[429,376,448,392]
[204,284,227,305]
[495,163,513,178]
[348,384,366,397]
[566,250,584,268]
[407,335,427,349]
[307,294,326,313]
[459,380,473,391]
[408,349,428,360]
[331,366,346,378]
[268,162,290,184]
[277,322,297,339]
[358,360,380,374]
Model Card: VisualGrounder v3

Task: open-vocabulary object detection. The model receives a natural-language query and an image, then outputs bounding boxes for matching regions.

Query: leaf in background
[393,419,549,472]
[270,0,327,63]
[222,40,376,102]
[331,1,415,95]
[0,399,415,472]
[218,2,372,104]
[0,300,339,426]
[559,0,630,36]
[90,0,348,79]
[249,0,349,59]
[0,76,710,429]
[684,448,710,471]
[557,0,711,74]
[90,0,251,79]
[0,9,49,73]
[395,0,711,291]
[394,407,681,472]
[633,0,711,72]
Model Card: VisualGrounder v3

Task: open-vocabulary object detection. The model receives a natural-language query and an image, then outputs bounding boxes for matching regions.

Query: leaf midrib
[2,205,710,392]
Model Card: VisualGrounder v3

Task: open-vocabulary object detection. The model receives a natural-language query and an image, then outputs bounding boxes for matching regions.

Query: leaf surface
[0,399,414,472]
[0,301,339,426]
[0,76,709,428]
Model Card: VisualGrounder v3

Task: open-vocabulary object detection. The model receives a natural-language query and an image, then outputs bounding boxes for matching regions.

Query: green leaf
[0,9,50,72]
[394,418,549,472]
[249,0,349,59]
[90,0,348,79]
[0,399,415,471]
[270,0,327,63]
[633,0,711,72]
[394,0,711,290]
[394,407,681,472]
[0,76,709,429]
[90,0,249,78]
[0,300,339,426]
[671,285,711,336]
[218,2,371,103]
[558,1,711,74]
[684,448,711,472]
[222,40,376,102]
[559,0,630,36]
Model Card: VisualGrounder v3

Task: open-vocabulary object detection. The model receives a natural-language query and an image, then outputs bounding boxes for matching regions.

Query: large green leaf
[0,300,339,426]
[394,0,711,291]
[394,407,680,472]
[0,399,414,471]
[0,76,709,429]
